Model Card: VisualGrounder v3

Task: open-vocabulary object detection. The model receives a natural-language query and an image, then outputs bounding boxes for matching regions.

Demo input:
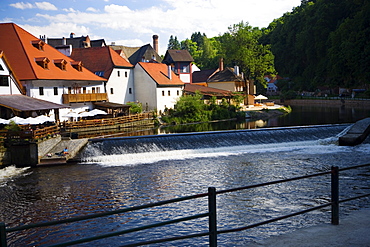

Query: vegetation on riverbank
[247,106,291,121]
[159,92,245,125]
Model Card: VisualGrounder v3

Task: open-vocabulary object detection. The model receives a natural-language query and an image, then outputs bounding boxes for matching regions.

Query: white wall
[107,67,135,104]
[134,65,157,111]
[156,87,183,113]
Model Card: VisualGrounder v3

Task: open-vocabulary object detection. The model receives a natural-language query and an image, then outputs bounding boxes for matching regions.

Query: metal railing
[1,164,369,247]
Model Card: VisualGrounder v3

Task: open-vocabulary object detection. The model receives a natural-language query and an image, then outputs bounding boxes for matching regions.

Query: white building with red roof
[0,23,107,121]
[71,46,135,105]
[134,62,184,114]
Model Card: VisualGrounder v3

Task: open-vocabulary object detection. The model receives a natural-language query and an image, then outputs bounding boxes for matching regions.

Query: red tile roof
[138,62,184,86]
[184,84,233,97]
[0,50,26,94]
[0,23,106,82]
[71,46,133,79]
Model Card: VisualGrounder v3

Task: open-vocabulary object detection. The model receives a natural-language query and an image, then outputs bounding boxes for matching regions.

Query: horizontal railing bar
[339,193,370,204]
[217,171,331,195]
[6,192,209,232]
[49,213,209,247]
[120,231,210,247]
[218,202,332,235]
[338,163,370,172]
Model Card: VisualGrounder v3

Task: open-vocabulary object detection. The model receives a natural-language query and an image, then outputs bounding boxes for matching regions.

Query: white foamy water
[82,138,369,167]
[0,165,31,186]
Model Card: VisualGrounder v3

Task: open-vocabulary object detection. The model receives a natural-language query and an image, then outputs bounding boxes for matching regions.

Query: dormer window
[71,61,83,72]
[35,57,50,69]
[31,40,45,51]
[54,59,67,71]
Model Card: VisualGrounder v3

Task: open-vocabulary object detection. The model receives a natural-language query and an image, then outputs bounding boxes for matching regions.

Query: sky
[0,0,301,55]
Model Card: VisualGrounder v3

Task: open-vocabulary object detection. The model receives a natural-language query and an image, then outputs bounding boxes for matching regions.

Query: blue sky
[1,0,301,55]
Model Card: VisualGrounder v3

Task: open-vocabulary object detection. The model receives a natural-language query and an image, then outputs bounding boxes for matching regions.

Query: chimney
[153,34,159,54]
[167,65,172,80]
[63,37,66,45]
[70,32,75,38]
[219,57,224,71]
[234,65,239,76]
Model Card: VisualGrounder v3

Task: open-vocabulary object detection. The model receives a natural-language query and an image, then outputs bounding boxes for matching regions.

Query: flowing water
[1,105,370,246]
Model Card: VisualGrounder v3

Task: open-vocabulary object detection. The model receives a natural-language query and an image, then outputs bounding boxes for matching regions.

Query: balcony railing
[62,93,108,104]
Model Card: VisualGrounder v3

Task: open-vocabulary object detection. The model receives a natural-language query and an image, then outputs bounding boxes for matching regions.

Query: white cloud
[62,8,77,13]
[20,22,90,39]
[34,2,57,11]
[9,2,34,9]
[86,7,99,12]
[9,1,57,11]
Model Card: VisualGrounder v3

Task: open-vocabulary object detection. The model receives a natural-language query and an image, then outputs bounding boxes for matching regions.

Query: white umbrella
[0,118,10,124]
[63,111,80,118]
[9,116,26,124]
[79,111,95,117]
[36,115,55,123]
[90,109,107,115]
[254,94,268,104]
[22,117,44,125]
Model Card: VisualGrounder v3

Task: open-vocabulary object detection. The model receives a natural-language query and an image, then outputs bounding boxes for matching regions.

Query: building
[162,50,194,83]
[110,35,162,65]
[70,46,135,105]
[0,23,107,121]
[134,62,184,114]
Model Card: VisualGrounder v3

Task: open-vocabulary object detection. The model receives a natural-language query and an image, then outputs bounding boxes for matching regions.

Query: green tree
[167,35,181,50]
[126,102,142,114]
[220,21,276,88]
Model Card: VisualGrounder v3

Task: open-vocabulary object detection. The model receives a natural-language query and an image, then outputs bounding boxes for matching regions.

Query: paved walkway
[39,138,88,165]
[249,208,370,247]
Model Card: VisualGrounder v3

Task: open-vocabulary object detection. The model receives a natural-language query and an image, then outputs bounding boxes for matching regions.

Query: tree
[167,35,181,50]
[220,21,276,88]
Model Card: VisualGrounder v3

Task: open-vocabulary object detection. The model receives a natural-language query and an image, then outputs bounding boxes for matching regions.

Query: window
[96,87,100,93]
[129,88,132,94]
[39,87,44,96]
[177,90,180,96]
[92,87,96,93]
[35,57,50,69]
[83,87,86,94]
[68,87,72,94]
[95,71,104,77]
[162,90,165,96]
[110,88,114,94]
[71,61,83,72]
[0,64,4,71]
[31,40,45,51]
[54,59,67,70]
[168,90,171,96]
[125,71,128,77]
[0,76,9,86]
[117,71,120,77]
[53,87,58,95]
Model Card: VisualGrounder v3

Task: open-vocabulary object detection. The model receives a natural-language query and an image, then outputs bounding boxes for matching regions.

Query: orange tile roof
[0,50,26,94]
[71,46,133,79]
[0,23,106,82]
[138,62,184,86]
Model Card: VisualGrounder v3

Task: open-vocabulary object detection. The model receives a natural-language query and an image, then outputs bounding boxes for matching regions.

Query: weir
[77,124,349,162]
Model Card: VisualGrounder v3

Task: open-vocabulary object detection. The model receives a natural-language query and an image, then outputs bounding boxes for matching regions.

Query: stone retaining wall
[276,99,370,107]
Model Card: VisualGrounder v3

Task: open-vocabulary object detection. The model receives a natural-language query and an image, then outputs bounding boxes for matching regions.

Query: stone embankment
[339,118,370,146]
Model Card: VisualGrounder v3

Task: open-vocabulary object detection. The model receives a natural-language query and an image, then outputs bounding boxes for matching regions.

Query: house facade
[134,62,184,113]
[162,50,194,83]
[0,23,107,121]
[70,46,135,105]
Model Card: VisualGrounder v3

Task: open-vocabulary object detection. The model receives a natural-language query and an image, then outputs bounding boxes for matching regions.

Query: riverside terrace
[0,112,154,166]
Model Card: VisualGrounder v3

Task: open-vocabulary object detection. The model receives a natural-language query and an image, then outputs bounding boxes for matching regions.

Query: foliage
[126,102,142,114]
[5,120,21,131]
[261,0,370,90]
[161,92,244,124]
[168,35,181,50]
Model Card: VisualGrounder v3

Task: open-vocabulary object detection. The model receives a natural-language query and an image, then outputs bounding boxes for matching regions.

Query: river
[0,104,370,246]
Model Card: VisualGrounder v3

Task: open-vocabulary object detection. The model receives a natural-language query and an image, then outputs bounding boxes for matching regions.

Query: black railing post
[208,187,217,247]
[331,166,339,225]
[0,222,7,247]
